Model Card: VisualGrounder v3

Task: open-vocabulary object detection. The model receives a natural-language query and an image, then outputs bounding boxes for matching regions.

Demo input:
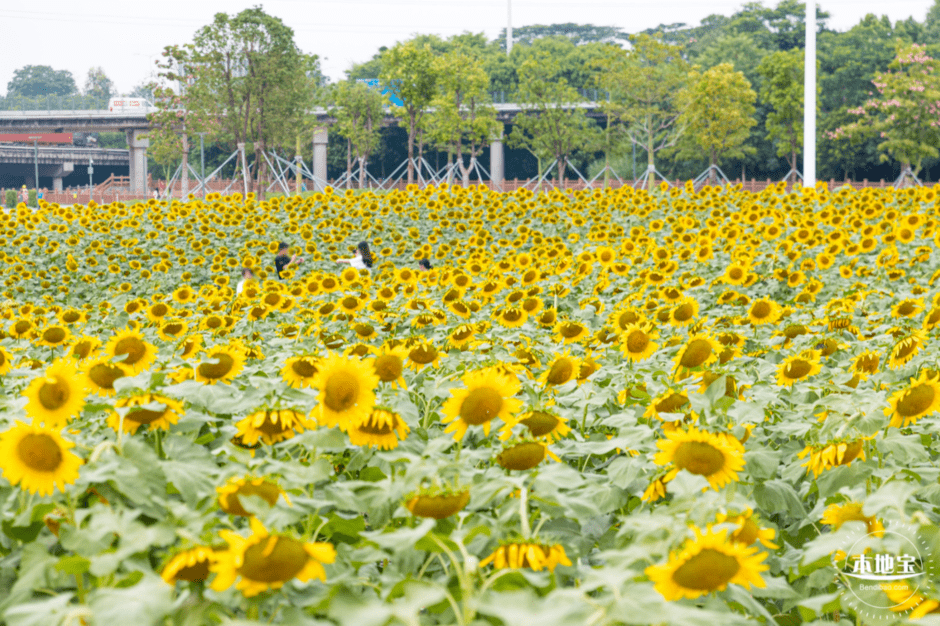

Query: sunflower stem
[153,428,164,459]
[74,573,86,603]
[519,487,531,540]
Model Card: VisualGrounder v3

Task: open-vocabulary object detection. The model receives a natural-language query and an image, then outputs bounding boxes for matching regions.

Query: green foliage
[6,65,77,97]
[836,43,940,174]
[4,189,16,208]
[83,67,115,100]
[508,53,601,182]
[673,64,757,169]
[380,40,440,184]
[757,49,810,173]
[329,80,387,185]
[424,48,500,187]
[595,35,689,180]
[27,190,36,208]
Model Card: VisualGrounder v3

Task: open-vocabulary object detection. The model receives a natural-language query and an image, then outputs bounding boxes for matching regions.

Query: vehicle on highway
[107,98,154,113]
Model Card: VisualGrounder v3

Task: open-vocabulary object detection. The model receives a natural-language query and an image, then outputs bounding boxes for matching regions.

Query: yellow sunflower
[104,328,157,374]
[217,476,286,516]
[234,409,312,446]
[747,298,782,326]
[36,325,71,348]
[210,518,336,598]
[68,335,101,362]
[23,359,86,427]
[885,371,940,428]
[0,421,83,496]
[161,546,214,584]
[553,319,590,344]
[620,323,658,362]
[499,409,571,442]
[195,346,245,384]
[0,345,12,375]
[821,501,883,534]
[888,330,927,369]
[406,340,441,371]
[654,425,745,490]
[645,526,767,600]
[798,437,868,477]
[715,508,778,549]
[312,353,379,431]
[538,352,580,387]
[441,367,523,440]
[347,408,409,450]
[776,350,822,387]
[479,542,572,572]
[674,335,721,373]
[108,393,184,434]
[281,355,320,388]
[84,357,130,397]
[406,489,471,519]
[369,345,409,388]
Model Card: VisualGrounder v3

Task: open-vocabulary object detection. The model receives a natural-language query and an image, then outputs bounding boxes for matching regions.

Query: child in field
[236,267,255,295]
[275,242,303,279]
[417,258,432,271]
[336,242,374,271]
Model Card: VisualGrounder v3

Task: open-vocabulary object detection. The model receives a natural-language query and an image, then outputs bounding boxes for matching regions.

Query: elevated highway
[0,144,128,190]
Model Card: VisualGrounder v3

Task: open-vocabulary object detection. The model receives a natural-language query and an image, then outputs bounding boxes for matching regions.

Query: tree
[595,35,690,185]
[7,65,77,97]
[84,67,115,100]
[673,64,757,180]
[380,40,439,185]
[496,23,628,51]
[818,15,895,113]
[836,43,940,179]
[695,33,767,88]
[757,49,811,181]
[330,81,386,188]
[727,0,830,52]
[187,7,320,198]
[509,53,601,184]
[149,45,222,197]
[425,49,500,187]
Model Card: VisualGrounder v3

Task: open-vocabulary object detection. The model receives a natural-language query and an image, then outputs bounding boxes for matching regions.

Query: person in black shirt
[417,258,432,271]
[275,241,303,279]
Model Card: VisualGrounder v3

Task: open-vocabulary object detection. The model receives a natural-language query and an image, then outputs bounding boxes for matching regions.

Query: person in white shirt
[336,241,374,271]
[236,267,255,295]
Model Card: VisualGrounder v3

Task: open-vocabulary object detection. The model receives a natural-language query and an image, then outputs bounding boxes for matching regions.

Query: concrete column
[126,129,149,197]
[313,128,328,191]
[53,162,74,191]
[490,126,505,190]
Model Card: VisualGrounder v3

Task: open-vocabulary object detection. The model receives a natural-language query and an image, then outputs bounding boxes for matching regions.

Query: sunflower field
[2,181,940,625]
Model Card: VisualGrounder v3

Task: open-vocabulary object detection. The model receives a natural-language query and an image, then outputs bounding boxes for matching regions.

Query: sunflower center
[323,372,360,412]
[673,303,694,321]
[785,359,813,379]
[503,309,523,322]
[750,302,771,319]
[89,363,125,389]
[16,433,63,472]
[673,441,725,476]
[672,548,740,591]
[174,560,210,582]
[894,338,919,360]
[291,359,318,378]
[43,328,67,344]
[679,340,713,368]
[62,311,80,323]
[546,359,574,385]
[258,413,291,436]
[72,341,95,359]
[459,387,503,425]
[38,376,70,410]
[198,353,235,380]
[359,418,394,436]
[626,330,649,353]
[163,323,184,336]
[238,536,308,583]
[656,393,689,414]
[728,268,744,280]
[559,323,584,339]
[114,336,146,365]
[897,302,916,316]
[152,303,168,317]
[127,406,167,425]
[374,355,403,382]
[409,346,438,364]
[732,518,760,545]
[521,411,559,437]
[856,354,878,373]
[898,384,936,417]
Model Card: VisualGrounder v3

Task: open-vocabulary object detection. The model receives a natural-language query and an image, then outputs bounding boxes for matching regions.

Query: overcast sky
[0,0,935,95]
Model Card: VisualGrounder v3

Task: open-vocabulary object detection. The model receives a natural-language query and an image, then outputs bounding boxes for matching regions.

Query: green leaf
[55,555,91,575]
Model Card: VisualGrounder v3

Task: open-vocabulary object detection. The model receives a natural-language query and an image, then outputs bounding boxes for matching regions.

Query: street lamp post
[507,0,513,55]
[32,138,39,190]
[804,0,817,188]
[88,159,94,204]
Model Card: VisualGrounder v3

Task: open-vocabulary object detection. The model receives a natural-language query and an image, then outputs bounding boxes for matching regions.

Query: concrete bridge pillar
[53,163,74,191]
[126,129,149,196]
[313,128,328,191]
[490,126,504,190]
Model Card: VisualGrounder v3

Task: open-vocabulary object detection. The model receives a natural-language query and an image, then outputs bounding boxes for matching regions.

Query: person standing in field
[274,242,303,279]
[336,242,374,272]
[236,267,255,295]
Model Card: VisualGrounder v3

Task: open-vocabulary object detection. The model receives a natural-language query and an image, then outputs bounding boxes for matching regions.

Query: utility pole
[804,0,816,189]
[506,0,513,55]
[88,158,94,204]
